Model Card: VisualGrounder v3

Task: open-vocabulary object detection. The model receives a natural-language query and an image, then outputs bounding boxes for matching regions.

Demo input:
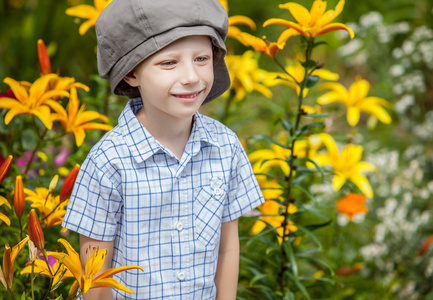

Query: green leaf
[283,241,298,277]
[296,157,325,181]
[296,254,335,276]
[249,134,290,149]
[283,288,296,300]
[295,122,325,137]
[305,113,329,118]
[295,224,323,249]
[301,59,317,69]
[312,41,327,48]
[305,75,320,88]
[296,202,330,222]
[281,119,294,135]
[250,273,272,286]
[299,276,335,285]
[292,185,317,204]
[294,278,311,300]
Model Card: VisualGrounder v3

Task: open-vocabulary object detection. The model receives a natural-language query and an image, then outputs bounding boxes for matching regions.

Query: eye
[160,60,176,66]
[195,56,210,63]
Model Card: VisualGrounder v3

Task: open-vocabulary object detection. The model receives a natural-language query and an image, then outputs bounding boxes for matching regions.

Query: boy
[62,0,264,299]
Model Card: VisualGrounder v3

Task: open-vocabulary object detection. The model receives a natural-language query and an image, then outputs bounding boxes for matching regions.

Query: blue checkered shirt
[62,98,264,299]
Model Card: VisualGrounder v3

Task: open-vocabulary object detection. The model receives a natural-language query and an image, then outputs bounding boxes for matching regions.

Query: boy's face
[125,35,214,123]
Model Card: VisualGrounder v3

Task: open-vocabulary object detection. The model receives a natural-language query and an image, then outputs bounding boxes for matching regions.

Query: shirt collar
[119,98,220,163]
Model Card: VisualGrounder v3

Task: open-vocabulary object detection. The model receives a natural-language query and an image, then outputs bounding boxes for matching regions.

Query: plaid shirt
[62,98,264,299]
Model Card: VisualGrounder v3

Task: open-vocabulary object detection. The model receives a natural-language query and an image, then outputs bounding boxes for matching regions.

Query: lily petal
[279,2,311,27]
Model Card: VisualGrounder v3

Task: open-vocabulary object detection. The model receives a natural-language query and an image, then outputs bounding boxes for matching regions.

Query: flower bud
[0,155,13,185]
[28,209,45,251]
[417,235,433,257]
[13,176,25,219]
[37,39,51,75]
[59,164,80,202]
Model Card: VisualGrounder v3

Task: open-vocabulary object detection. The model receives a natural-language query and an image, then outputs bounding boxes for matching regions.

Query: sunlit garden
[1,0,433,299]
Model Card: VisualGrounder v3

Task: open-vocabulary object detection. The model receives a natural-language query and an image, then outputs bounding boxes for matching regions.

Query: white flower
[360,11,383,28]
[338,39,363,56]
[389,64,405,77]
[395,94,415,114]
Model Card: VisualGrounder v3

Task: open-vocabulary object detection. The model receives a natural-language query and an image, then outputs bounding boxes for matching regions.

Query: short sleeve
[222,138,264,223]
[62,154,123,241]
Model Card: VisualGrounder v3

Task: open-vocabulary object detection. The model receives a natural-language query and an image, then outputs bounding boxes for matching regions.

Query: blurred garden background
[1,0,433,299]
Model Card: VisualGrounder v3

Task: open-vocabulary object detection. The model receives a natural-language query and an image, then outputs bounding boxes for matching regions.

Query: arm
[215,219,239,300]
[80,235,114,300]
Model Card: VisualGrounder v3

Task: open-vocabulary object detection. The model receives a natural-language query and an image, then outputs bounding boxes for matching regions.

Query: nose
[180,62,200,85]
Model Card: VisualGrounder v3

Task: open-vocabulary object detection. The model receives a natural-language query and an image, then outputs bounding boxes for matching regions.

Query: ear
[123,71,139,87]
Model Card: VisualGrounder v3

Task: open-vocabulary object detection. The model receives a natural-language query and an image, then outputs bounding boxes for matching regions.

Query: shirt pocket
[194,177,227,247]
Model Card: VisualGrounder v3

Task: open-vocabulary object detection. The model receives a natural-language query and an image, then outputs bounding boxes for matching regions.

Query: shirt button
[214,187,223,196]
[176,222,183,231]
[177,272,185,281]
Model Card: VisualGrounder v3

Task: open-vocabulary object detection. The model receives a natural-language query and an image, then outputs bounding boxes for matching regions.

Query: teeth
[178,91,200,98]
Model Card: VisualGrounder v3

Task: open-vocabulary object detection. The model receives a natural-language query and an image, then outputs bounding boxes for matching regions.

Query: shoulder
[197,113,240,148]
[86,125,128,167]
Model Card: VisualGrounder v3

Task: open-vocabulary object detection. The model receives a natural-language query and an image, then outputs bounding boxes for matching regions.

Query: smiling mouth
[172,90,203,99]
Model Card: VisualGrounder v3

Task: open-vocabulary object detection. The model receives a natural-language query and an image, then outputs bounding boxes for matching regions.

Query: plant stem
[7,288,16,300]
[24,128,48,175]
[277,36,316,290]
[31,261,35,300]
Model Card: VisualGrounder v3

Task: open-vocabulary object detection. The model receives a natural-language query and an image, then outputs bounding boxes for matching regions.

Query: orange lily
[37,39,51,75]
[48,239,144,295]
[60,164,80,202]
[236,30,297,58]
[264,0,354,39]
[66,0,113,35]
[28,209,45,251]
[0,197,11,226]
[0,237,30,289]
[14,175,25,219]
[0,155,13,184]
[51,88,113,146]
[0,75,69,129]
[336,193,368,221]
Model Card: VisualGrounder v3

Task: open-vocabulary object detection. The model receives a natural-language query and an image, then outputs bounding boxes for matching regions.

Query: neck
[135,108,194,159]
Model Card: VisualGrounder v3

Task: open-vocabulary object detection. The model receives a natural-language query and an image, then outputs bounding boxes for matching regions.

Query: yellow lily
[218,0,228,12]
[0,75,69,129]
[218,0,256,42]
[0,197,11,226]
[48,239,143,295]
[223,51,274,101]
[267,58,339,95]
[313,133,376,197]
[51,88,113,147]
[21,254,74,285]
[248,133,292,176]
[264,0,354,39]
[25,184,67,228]
[318,76,392,126]
[251,199,297,244]
[66,0,113,35]
[236,30,297,58]
[0,237,30,289]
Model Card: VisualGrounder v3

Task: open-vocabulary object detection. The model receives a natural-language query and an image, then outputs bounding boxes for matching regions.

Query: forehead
[153,35,213,56]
